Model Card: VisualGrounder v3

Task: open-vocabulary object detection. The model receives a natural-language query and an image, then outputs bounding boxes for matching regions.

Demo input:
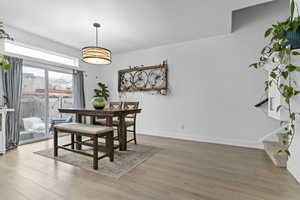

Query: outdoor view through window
[20,66,73,143]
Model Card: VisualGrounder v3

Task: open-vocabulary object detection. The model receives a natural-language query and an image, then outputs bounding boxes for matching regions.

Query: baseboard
[287,160,300,184]
[138,129,263,149]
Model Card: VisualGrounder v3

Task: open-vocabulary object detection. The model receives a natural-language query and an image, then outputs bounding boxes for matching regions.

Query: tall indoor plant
[0,21,12,71]
[250,0,300,155]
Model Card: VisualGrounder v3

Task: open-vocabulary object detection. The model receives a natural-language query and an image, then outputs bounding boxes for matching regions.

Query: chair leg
[117,125,121,144]
[54,128,58,157]
[106,131,114,162]
[93,136,98,170]
[133,124,137,145]
[71,133,74,150]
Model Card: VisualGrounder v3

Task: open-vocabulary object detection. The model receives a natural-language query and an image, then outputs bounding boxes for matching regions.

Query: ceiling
[0,0,274,54]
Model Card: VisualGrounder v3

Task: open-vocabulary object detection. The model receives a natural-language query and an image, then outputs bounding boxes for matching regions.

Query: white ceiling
[0,0,274,54]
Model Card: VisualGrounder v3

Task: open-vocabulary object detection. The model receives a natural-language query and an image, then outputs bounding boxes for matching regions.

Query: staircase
[257,122,289,168]
[263,140,288,167]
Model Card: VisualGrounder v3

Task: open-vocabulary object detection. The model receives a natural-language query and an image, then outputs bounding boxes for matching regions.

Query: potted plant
[249,0,300,156]
[0,21,13,72]
[91,82,109,109]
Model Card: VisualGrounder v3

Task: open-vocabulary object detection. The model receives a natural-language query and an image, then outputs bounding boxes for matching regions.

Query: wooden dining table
[58,108,141,151]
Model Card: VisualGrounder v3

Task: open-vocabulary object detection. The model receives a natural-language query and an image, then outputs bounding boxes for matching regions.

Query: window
[3,40,79,67]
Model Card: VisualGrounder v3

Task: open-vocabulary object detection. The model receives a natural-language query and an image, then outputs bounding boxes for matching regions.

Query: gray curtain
[1,56,23,150]
[73,70,86,108]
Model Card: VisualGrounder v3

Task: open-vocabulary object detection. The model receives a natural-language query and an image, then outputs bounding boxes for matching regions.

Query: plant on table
[92,82,110,109]
[249,0,300,156]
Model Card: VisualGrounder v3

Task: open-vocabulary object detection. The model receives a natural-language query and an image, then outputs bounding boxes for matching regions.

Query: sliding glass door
[20,66,73,143]
[20,67,47,142]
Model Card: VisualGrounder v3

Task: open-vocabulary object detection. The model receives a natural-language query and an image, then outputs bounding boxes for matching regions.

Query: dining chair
[109,101,123,128]
[115,101,139,144]
[109,101,123,109]
[95,102,123,125]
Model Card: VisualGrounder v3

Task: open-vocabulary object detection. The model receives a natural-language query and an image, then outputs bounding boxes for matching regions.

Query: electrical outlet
[181,125,185,130]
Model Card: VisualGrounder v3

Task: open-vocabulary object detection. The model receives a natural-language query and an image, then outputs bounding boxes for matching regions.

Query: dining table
[58,107,141,151]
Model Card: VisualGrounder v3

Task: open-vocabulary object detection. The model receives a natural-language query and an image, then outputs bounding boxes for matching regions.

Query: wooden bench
[54,123,114,170]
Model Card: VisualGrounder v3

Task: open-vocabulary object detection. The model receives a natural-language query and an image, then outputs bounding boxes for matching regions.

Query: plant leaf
[290,112,296,121]
[285,149,291,156]
[264,28,273,38]
[287,64,297,72]
[283,140,288,145]
[249,63,258,68]
[0,57,10,72]
[291,0,295,20]
[281,71,289,79]
[270,72,277,79]
[292,51,300,55]
[295,90,300,96]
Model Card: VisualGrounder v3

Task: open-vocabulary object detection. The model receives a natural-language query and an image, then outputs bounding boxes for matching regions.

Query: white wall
[3,25,102,106]
[97,0,289,149]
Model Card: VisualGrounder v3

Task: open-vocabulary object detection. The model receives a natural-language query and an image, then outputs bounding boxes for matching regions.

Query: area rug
[34,144,160,178]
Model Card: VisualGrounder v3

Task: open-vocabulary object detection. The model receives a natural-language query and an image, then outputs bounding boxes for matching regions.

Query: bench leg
[54,128,58,157]
[76,135,82,150]
[93,136,98,170]
[106,131,114,162]
[71,133,74,150]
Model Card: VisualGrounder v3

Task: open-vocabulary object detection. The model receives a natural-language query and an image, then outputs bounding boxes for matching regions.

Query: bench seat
[54,123,113,135]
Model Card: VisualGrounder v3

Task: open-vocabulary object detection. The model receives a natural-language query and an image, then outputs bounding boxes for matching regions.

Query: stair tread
[263,141,288,168]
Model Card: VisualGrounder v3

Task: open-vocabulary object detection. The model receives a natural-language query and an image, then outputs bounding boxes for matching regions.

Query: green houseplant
[250,0,300,155]
[0,21,13,72]
[91,82,109,109]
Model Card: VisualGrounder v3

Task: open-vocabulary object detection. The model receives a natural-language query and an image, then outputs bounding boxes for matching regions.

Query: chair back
[109,102,123,109]
[123,102,139,120]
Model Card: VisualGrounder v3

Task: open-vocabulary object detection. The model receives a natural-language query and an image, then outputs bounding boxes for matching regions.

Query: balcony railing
[20,96,73,141]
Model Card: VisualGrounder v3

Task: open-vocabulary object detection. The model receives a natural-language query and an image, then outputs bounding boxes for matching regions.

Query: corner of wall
[287,161,300,184]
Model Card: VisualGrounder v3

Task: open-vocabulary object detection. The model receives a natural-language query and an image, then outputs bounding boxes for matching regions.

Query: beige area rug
[34,144,160,178]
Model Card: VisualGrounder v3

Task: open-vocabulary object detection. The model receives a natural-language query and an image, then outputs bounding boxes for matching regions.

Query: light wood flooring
[0,134,299,200]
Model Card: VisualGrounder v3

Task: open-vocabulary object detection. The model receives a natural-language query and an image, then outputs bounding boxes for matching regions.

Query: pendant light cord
[96,26,98,47]
[93,23,101,47]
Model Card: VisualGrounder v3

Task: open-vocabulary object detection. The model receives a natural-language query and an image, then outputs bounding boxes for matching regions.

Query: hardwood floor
[0,134,299,200]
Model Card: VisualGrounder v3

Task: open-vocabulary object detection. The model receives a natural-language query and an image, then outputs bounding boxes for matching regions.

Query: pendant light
[81,23,111,65]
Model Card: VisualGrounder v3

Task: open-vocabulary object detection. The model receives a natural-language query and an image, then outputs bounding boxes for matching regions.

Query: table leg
[54,128,58,157]
[91,116,96,124]
[106,116,112,127]
[119,115,127,151]
[75,113,82,150]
